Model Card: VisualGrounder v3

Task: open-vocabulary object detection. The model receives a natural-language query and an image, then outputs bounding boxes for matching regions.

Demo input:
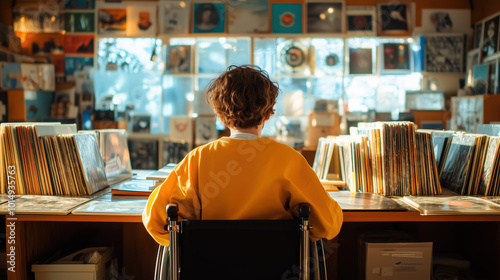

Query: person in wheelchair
[142,65,343,246]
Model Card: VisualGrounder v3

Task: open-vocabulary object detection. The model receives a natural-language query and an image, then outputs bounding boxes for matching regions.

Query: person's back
[143,65,343,245]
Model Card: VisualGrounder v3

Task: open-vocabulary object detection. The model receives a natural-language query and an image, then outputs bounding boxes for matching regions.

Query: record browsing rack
[313,122,500,197]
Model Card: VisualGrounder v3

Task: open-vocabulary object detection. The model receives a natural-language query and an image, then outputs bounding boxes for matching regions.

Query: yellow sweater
[142,137,343,245]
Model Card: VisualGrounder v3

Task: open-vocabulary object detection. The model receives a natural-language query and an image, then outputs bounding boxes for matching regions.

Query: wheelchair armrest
[166,203,178,221]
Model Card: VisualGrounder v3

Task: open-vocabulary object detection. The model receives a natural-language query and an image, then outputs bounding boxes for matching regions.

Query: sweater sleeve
[287,159,343,241]
[142,155,202,245]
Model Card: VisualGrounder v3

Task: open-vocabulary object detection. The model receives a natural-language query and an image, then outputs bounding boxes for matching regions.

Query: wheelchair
[154,203,327,280]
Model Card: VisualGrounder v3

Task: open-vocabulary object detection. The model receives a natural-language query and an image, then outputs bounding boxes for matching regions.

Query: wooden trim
[12,211,500,223]
[14,214,143,223]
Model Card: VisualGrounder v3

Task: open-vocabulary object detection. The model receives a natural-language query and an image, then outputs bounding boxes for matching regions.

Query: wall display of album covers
[482,14,500,59]
[272,3,303,34]
[193,2,226,33]
[65,57,94,82]
[377,2,411,36]
[228,0,269,34]
[306,1,345,34]
[381,43,411,74]
[161,1,190,34]
[126,5,157,36]
[346,6,376,36]
[424,34,464,73]
[349,47,373,75]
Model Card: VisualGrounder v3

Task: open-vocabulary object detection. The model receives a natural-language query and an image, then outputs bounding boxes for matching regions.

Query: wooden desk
[4,204,500,280]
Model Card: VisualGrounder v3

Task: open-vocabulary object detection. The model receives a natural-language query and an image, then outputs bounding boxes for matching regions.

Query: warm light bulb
[319,13,326,20]
[327,8,334,13]
[51,16,56,22]
[180,1,186,8]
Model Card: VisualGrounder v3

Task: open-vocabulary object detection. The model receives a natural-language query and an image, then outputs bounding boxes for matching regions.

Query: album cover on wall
[128,138,159,170]
[161,1,190,34]
[272,3,303,34]
[65,56,94,82]
[65,0,95,10]
[346,6,376,36]
[473,64,489,94]
[306,1,344,34]
[13,4,63,33]
[349,48,373,75]
[160,140,189,166]
[465,48,481,87]
[228,0,268,34]
[165,45,193,74]
[193,2,226,33]
[130,115,152,133]
[424,34,464,73]
[126,5,157,36]
[98,8,127,35]
[0,63,22,90]
[17,33,64,55]
[64,35,94,55]
[377,2,411,36]
[195,116,217,146]
[169,116,193,143]
[488,61,497,94]
[482,14,500,59]
[381,43,411,74]
[64,12,95,33]
[277,40,309,74]
[421,9,471,33]
[474,21,483,49]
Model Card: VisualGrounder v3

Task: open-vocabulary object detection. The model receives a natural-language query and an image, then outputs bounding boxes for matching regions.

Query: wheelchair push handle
[166,203,178,221]
[298,204,311,220]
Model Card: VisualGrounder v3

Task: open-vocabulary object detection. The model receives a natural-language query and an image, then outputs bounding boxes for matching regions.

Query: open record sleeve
[329,191,407,211]
[403,195,500,215]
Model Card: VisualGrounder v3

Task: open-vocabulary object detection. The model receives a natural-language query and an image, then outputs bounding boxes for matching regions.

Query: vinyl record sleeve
[439,134,476,194]
[403,195,500,215]
[0,195,94,215]
[72,193,148,216]
[329,191,406,211]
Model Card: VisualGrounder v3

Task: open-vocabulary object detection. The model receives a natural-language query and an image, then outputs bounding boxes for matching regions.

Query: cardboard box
[32,247,112,280]
[365,242,433,280]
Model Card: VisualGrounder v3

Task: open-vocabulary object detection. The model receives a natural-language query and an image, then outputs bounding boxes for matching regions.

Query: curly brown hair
[206,65,279,129]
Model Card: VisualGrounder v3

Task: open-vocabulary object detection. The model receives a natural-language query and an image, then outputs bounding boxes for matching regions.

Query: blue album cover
[0,62,22,90]
[25,91,54,120]
[193,3,226,33]
[65,56,94,81]
[272,3,303,33]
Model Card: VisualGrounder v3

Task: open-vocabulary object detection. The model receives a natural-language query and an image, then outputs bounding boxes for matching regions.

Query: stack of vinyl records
[435,130,500,196]
[313,122,442,196]
[1,123,108,195]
